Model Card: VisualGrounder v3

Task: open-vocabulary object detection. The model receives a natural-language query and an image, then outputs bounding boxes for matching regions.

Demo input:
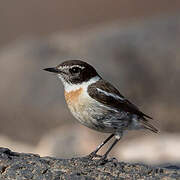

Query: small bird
[44,60,158,161]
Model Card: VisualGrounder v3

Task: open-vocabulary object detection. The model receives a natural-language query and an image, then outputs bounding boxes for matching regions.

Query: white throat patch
[58,75,100,93]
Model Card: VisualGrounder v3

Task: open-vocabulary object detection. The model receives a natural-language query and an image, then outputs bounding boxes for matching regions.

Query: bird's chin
[57,74,68,86]
[57,74,64,81]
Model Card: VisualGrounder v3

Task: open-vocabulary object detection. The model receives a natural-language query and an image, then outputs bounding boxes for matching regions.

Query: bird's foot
[98,156,119,166]
[85,152,102,160]
[96,155,108,165]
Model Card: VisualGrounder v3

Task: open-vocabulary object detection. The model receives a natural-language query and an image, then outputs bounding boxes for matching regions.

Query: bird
[44,60,158,161]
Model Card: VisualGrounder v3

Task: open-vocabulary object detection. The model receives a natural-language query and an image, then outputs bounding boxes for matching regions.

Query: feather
[140,120,159,133]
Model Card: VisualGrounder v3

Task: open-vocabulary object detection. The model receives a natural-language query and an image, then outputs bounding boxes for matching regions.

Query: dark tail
[140,120,159,133]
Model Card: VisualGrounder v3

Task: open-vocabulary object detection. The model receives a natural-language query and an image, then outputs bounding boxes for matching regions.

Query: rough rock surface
[0,148,179,179]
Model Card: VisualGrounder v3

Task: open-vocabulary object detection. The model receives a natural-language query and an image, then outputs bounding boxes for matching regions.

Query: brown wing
[88,79,152,119]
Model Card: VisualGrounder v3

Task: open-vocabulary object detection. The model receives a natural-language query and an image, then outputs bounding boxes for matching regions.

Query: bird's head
[44,60,100,88]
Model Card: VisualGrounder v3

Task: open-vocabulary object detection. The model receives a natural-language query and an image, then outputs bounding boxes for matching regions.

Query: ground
[0,147,179,179]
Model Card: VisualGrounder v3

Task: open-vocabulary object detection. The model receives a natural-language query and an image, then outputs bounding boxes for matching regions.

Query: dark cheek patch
[70,76,81,84]
[68,68,98,84]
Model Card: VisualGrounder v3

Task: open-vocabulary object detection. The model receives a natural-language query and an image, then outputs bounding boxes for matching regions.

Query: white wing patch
[96,88,124,101]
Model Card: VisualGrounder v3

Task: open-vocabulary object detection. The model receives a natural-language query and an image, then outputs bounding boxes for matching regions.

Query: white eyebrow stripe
[61,65,85,69]
[96,88,124,101]
[71,65,85,69]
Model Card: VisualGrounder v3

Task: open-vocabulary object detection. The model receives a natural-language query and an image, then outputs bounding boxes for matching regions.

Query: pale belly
[64,88,132,133]
[64,88,116,132]
[65,89,97,128]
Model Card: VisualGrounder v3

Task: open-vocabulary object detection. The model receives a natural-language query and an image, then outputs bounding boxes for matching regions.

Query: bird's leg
[98,134,122,164]
[87,134,114,159]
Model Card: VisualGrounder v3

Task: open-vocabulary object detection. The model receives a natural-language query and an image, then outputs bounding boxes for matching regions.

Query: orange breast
[64,88,83,105]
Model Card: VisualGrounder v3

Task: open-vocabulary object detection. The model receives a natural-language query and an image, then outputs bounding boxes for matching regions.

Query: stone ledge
[0,147,179,179]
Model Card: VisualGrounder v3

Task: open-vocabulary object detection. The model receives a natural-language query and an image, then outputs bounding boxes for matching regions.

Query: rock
[0,147,179,179]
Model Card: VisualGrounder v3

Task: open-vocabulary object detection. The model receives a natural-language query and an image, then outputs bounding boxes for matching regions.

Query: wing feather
[88,79,152,120]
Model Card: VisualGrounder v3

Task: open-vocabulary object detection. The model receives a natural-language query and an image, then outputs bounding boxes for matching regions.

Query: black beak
[43,67,60,73]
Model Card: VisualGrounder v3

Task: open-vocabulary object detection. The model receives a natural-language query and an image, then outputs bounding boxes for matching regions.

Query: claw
[85,152,103,159]
[97,155,108,165]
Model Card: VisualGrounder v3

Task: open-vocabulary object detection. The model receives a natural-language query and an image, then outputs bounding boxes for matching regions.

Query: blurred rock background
[0,0,180,164]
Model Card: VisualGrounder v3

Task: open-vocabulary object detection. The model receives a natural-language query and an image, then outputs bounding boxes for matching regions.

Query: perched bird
[44,60,158,161]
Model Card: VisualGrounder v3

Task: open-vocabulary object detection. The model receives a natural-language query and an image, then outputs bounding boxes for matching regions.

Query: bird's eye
[69,67,81,74]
